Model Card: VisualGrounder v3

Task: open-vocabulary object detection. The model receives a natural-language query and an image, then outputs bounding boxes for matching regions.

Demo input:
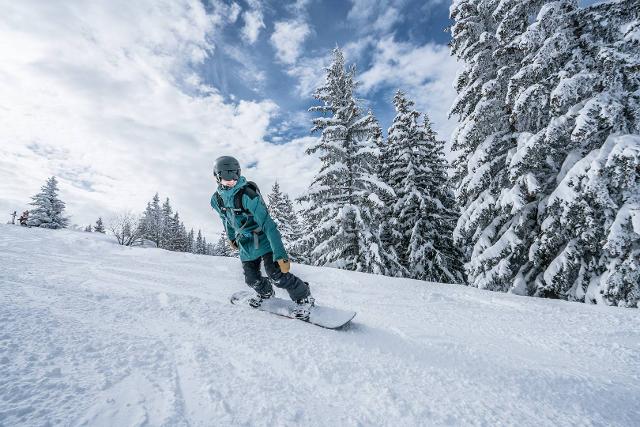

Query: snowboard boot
[248,288,275,308]
[292,294,315,321]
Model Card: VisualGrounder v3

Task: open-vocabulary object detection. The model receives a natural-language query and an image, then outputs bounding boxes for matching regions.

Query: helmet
[213,156,241,183]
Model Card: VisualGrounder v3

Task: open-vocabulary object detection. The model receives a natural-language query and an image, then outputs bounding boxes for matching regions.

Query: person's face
[220,178,237,188]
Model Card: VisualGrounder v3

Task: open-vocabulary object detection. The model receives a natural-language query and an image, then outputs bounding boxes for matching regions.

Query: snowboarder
[18,210,29,227]
[210,156,314,320]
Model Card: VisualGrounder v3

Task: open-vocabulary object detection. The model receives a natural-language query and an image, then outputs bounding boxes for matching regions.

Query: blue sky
[0,0,605,238]
[197,0,454,144]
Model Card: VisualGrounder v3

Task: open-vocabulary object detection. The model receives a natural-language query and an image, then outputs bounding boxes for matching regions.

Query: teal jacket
[210,176,288,262]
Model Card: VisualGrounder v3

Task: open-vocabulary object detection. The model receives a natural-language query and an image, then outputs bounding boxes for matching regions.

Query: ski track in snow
[1,224,639,426]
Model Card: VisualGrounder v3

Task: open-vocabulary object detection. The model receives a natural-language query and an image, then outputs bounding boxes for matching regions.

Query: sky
[0,0,600,239]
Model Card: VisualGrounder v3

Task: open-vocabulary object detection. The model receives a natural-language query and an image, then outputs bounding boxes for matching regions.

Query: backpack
[213,181,261,217]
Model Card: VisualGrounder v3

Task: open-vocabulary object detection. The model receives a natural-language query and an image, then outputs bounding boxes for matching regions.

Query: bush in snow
[94,217,105,233]
[108,211,143,246]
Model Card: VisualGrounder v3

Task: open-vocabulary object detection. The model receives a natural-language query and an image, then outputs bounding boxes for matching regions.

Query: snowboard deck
[230,290,356,329]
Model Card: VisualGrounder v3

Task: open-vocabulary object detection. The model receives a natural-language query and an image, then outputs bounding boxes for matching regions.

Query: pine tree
[84,225,92,232]
[375,116,403,277]
[195,229,205,255]
[450,0,640,306]
[27,176,69,229]
[160,198,174,250]
[449,0,519,291]
[386,92,464,283]
[176,221,189,252]
[187,228,195,253]
[522,1,640,306]
[214,232,232,257]
[167,212,185,252]
[268,181,304,261]
[140,194,162,247]
[299,47,388,273]
[94,217,105,233]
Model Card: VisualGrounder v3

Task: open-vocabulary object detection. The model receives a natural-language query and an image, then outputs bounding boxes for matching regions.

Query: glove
[277,259,290,273]
[229,240,238,250]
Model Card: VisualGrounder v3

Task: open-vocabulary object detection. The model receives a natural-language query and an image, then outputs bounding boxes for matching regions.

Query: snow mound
[1,224,639,426]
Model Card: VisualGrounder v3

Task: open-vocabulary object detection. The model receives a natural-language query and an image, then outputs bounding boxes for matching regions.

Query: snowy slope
[1,224,639,427]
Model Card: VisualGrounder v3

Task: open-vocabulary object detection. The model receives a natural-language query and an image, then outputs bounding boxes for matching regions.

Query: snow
[2,224,640,426]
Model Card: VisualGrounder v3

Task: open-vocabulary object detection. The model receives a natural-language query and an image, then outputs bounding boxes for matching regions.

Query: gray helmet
[213,156,241,182]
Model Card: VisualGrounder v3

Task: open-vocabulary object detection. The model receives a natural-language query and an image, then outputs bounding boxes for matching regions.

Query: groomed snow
[1,224,639,426]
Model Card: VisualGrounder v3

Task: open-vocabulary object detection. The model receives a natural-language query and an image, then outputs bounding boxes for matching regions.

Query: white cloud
[270,20,311,64]
[228,3,242,24]
[358,37,460,144]
[347,0,405,34]
[241,9,265,44]
[0,0,313,238]
[286,55,330,97]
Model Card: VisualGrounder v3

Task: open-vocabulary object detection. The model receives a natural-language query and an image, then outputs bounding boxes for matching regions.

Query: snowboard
[230,290,356,329]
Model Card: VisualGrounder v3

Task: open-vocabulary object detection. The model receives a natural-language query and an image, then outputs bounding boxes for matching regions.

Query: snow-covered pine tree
[205,242,215,256]
[187,229,195,253]
[386,91,464,283]
[202,236,208,255]
[374,117,403,277]
[451,0,639,306]
[167,212,186,252]
[195,229,205,255]
[140,194,162,247]
[522,0,640,306]
[175,221,189,252]
[84,225,92,232]
[160,198,174,250]
[267,181,303,261]
[27,176,69,229]
[298,47,389,273]
[449,0,521,291]
[94,217,105,233]
[412,115,465,283]
[214,232,232,257]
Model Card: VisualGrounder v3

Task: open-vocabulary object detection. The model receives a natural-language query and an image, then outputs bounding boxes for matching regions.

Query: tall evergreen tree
[160,198,174,249]
[386,92,464,283]
[268,181,304,261]
[176,221,189,252]
[298,47,388,273]
[187,228,195,253]
[449,0,532,292]
[214,232,232,257]
[450,0,639,306]
[140,194,162,247]
[195,229,205,255]
[27,176,69,229]
[518,1,640,306]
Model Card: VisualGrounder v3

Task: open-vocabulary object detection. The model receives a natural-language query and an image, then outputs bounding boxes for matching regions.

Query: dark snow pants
[242,252,310,301]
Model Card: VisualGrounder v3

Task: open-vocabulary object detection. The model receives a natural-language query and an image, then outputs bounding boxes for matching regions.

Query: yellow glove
[277,259,291,273]
[229,240,238,250]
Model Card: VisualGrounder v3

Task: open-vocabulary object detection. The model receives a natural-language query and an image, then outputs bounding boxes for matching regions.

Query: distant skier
[210,156,314,320]
[18,210,29,227]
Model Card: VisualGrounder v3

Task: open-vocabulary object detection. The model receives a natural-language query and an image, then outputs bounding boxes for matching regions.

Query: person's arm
[210,194,236,242]
[243,193,288,261]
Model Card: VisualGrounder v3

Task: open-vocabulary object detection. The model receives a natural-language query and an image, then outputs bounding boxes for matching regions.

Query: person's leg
[262,252,310,301]
[242,257,273,295]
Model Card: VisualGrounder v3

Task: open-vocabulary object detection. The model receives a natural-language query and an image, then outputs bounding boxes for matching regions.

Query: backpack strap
[233,181,260,215]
